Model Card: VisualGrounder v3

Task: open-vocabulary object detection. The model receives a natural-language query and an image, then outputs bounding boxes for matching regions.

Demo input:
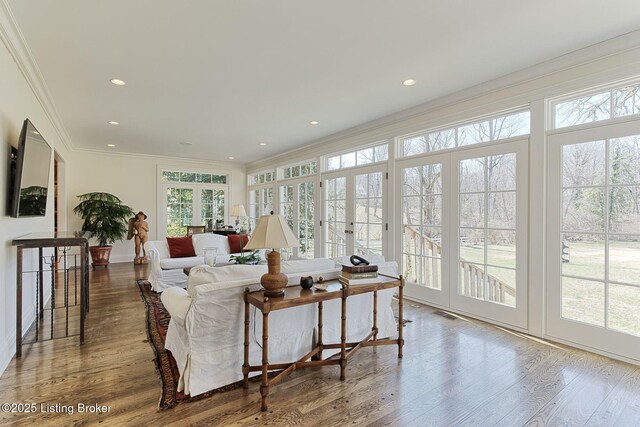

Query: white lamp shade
[231,204,247,217]
[244,213,299,250]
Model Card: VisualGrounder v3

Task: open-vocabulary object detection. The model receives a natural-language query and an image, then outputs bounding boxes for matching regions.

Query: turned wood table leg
[373,290,378,341]
[260,310,270,411]
[340,289,347,381]
[315,301,323,361]
[242,288,250,388]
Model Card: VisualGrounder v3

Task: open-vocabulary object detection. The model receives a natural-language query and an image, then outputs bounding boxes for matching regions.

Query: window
[162,171,227,184]
[400,110,530,157]
[248,187,274,231]
[401,163,443,289]
[278,181,316,259]
[553,83,640,129]
[325,143,389,171]
[280,160,317,180]
[558,136,640,334]
[248,170,276,186]
[161,169,228,237]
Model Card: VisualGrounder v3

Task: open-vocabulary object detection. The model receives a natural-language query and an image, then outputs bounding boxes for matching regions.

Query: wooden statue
[127,211,149,264]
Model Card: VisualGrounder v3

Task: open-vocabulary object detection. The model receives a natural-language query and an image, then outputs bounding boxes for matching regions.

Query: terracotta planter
[89,245,112,268]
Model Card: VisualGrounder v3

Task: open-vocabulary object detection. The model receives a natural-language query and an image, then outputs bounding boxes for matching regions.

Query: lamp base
[261,250,288,297]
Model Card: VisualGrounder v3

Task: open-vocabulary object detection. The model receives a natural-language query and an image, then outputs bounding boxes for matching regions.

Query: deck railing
[403,226,515,303]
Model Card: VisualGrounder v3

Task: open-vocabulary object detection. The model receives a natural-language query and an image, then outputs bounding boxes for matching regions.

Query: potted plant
[73,192,135,268]
[229,250,261,265]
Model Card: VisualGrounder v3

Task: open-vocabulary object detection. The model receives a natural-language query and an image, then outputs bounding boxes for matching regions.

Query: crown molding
[247,30,640,171]
[0,0,73,152]
[73,147,245,171]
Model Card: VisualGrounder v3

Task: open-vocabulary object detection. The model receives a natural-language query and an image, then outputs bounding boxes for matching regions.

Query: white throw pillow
[192,233,228,256]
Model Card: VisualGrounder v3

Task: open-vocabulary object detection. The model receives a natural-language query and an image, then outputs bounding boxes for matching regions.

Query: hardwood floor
[1,263,639,426]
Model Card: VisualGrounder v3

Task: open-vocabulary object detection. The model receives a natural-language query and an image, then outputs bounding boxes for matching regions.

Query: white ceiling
[7,0,640,163]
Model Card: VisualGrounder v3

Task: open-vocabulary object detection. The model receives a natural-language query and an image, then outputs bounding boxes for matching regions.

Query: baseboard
[0,331,15,377]
[543,334,640,366]
[109,254,136,264]
[402,294,530,335]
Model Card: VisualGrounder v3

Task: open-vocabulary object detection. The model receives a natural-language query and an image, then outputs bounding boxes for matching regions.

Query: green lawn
[460,241,640,336]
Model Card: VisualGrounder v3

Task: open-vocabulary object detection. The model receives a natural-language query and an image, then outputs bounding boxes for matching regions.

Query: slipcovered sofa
[145,233,261,292]
[161,257,398,397]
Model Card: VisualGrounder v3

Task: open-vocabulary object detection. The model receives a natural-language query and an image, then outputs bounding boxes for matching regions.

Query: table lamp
[243,211,299,297]
[231,204,247,228]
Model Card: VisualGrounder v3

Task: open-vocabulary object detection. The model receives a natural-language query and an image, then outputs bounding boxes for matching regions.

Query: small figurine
[128,211,149,264]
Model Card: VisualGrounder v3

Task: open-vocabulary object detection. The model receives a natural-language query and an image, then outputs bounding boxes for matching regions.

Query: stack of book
[339,264,382,286]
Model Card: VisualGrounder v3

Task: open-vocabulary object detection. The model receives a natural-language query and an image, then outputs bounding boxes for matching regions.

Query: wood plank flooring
[0,263,639,426]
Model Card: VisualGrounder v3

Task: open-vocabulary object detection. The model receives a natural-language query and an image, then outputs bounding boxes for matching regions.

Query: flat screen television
[8,119,53,217]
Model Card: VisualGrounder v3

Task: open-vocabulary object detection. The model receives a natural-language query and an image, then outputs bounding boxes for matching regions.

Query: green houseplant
[74,192,135,268]
[228,250,261,265]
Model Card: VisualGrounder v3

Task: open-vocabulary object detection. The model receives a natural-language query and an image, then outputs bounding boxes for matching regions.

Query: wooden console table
[243,274,404,411]
[12,232,89,358]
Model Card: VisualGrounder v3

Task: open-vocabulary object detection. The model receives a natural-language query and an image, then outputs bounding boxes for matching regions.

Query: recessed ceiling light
[108,121,119,125]
[228,156,235,160]
[259,143,267,146]
[309,120,319,125]
[402,79,417,86]
[179,141,193,146]
[32,131,40,135]
[107,144,116,148]
[110,78,126,86]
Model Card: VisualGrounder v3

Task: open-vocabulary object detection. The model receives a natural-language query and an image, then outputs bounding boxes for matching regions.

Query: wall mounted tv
[8,119,53,217]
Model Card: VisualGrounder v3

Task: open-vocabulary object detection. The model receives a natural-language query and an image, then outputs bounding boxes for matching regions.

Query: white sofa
[161,257,398,397]
[145,233,260,292]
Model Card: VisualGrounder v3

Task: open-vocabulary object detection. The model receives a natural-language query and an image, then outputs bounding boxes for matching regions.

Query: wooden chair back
[186,225,206,236]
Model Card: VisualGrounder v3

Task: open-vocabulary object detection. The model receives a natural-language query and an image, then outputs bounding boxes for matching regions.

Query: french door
[323,165,387,258]
[279,178,316,259]
[450,140,528,328]
[398,139,528,329]
[163,184,226,237]
[248,186,274,231]
[397,153,450,306]
[547,121,640,361]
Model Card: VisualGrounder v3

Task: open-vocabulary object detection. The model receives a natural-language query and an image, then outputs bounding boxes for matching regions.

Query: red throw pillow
[228,234,250,254]
[166,236,196,258]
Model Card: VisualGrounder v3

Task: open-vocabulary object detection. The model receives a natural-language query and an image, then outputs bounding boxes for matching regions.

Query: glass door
[248,186,274,232]
[450,139,528,329]
[165,186,194,237]
[164,184,226,237]
[279,179,316,259]
[323,166,387,258]
[547,121,640,361]
[397,153,450,306]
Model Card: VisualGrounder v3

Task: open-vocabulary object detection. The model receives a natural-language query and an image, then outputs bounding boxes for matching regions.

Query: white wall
[66,150,246,262]
[0,36,71,375]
